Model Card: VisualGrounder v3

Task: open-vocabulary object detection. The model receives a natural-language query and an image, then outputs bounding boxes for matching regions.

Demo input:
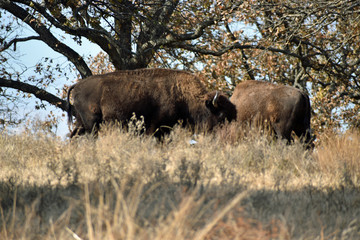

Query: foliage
[0,0,359,135]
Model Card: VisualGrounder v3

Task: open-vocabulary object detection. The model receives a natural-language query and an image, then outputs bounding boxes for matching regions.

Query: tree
[238,0,360,134]
[0,0,359,136]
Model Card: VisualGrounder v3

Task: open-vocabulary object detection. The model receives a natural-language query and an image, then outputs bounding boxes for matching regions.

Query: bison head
[205,91,237,124]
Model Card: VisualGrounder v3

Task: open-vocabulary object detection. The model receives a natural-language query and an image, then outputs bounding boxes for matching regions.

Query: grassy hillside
[0,124,359,239]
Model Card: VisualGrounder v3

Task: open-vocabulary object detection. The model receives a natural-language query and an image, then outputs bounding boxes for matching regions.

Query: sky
[7,27,102,139]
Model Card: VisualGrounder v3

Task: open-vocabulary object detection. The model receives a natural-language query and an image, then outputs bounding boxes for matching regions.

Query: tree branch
[0,77,67,111]
[0,36,41,52]
[137,1,243,61]
[21,0,131,69]
[225,23,255,80]
[168,41,305,59]
[144,17,216,50]
[0,0,92,78]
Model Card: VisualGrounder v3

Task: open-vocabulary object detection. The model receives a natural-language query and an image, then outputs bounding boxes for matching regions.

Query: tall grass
[0,124,359,239]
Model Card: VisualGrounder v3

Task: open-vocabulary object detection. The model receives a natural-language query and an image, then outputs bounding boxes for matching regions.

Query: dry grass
[0,124,359,239]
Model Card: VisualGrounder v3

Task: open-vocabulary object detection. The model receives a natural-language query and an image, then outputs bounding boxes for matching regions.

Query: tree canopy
[0,0,359,135]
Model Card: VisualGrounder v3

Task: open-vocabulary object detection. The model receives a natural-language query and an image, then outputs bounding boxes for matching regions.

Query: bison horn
[212,91,219,108]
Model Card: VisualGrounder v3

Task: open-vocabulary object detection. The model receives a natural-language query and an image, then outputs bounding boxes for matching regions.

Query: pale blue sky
[7,30,102,139]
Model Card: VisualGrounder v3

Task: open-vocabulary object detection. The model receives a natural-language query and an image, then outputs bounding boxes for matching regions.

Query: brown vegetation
[0,123,359,239]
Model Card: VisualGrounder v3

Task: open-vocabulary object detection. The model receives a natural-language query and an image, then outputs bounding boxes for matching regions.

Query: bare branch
[0,77,67,111]
[0,36,41,52]
[225,23,255,80]
[22,0,119,55]
[168,41,304,59]
[0,0,92,78]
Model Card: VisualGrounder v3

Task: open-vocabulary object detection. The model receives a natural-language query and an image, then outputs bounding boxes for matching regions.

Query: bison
[67,68,237,138]
[230,80,313,147]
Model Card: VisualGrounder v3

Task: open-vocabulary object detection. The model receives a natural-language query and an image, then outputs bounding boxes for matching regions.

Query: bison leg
[76,108,102,135]
[68,117,86,138]
[293,126,314,149]
[292,110,314,148]
[272,121,293,143]
[70,126,85,138]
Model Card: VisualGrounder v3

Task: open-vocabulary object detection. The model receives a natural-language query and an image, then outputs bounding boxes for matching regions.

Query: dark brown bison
[67,68,237,138]
[230,80,313,146]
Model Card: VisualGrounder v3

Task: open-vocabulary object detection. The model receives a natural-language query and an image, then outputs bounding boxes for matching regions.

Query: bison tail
[66,84,76,124]
[303,93,315,148]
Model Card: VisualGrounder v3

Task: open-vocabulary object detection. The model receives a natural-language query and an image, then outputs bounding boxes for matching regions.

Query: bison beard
[230,80,314,147]
[67,68,236,138]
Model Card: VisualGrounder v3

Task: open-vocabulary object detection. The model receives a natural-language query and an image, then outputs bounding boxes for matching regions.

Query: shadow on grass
[0,177,359,239]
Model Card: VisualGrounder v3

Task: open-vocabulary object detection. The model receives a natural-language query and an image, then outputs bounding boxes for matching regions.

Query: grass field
[0,123,359,239]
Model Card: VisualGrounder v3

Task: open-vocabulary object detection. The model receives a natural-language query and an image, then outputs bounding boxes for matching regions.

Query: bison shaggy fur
[67,68,236,138]
[230,80,313,146]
